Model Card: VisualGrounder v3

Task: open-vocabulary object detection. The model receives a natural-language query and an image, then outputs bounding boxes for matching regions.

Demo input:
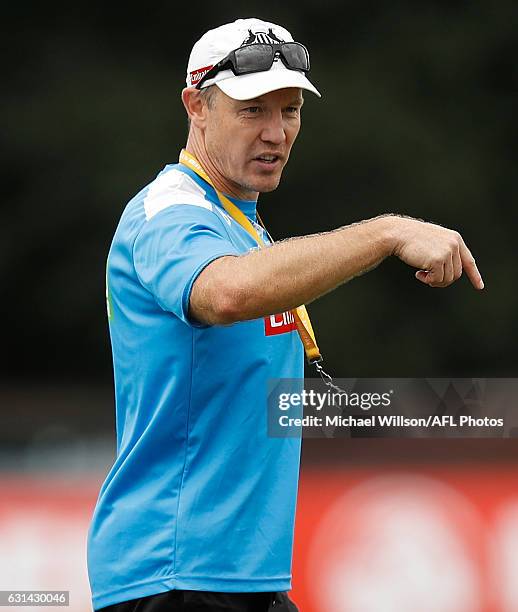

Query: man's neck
[184,134,258,202]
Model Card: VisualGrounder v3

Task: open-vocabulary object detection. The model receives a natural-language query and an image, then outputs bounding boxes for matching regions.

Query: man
[87,17,484,612]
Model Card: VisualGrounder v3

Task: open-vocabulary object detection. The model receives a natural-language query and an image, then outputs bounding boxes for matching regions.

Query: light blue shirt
[87,162,304,610]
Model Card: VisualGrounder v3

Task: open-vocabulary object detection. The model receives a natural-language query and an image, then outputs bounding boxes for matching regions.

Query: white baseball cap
[186,18,321,100]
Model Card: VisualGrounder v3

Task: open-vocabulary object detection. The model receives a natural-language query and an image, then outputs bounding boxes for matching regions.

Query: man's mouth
[253,154,282,166]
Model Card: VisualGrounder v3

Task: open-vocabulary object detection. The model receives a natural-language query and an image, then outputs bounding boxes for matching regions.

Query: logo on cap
[190,65,213,86]
[242,28,285,46]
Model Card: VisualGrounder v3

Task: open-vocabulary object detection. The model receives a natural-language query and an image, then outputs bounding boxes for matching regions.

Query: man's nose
[260,112,286,145]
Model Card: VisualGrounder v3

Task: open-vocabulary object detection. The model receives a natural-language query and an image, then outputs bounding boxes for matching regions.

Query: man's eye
[244,106,261,113]
[285,106,299,114]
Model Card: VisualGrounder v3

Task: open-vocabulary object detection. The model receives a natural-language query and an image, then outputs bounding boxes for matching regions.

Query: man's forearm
[190,215,395,324]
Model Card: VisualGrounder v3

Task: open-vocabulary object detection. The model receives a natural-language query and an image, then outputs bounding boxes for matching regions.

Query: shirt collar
[174,164,258,222]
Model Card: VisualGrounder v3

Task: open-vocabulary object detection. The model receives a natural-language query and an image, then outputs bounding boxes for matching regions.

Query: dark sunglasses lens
[234,44,274,73]
[281,43,310,71]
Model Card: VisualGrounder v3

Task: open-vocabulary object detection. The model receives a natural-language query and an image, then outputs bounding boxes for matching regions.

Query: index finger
[459,240,484,290]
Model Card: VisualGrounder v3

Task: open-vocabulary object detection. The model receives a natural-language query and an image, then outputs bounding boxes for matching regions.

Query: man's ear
[182,87,208,130]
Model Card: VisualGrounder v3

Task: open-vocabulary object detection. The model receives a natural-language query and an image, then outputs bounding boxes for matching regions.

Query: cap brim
[216,69,321,100]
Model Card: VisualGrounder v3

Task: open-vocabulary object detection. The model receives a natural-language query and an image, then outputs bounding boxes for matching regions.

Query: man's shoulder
[142,164,214,222]
[113,164,227,250]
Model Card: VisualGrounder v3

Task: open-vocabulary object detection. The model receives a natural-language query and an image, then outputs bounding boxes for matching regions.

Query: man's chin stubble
[240,175,282,195]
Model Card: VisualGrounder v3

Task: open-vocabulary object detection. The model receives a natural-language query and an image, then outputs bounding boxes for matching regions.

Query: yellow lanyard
[179,149,322,363]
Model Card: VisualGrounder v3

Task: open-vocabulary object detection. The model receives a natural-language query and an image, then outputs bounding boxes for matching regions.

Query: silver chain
[314,361,348,394]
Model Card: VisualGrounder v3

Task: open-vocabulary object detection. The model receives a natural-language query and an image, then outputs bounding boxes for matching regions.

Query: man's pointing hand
[390,216,484,290]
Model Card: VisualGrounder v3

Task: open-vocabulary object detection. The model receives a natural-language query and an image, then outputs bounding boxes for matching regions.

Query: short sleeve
[133,204,240,326]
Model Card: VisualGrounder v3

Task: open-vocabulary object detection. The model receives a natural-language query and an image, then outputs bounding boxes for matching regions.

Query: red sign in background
[291,467,518,612]
[2,467,518,611]
[0,477,99,611]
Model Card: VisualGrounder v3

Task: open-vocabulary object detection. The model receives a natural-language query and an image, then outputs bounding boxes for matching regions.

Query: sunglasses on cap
[195,42,311,90]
